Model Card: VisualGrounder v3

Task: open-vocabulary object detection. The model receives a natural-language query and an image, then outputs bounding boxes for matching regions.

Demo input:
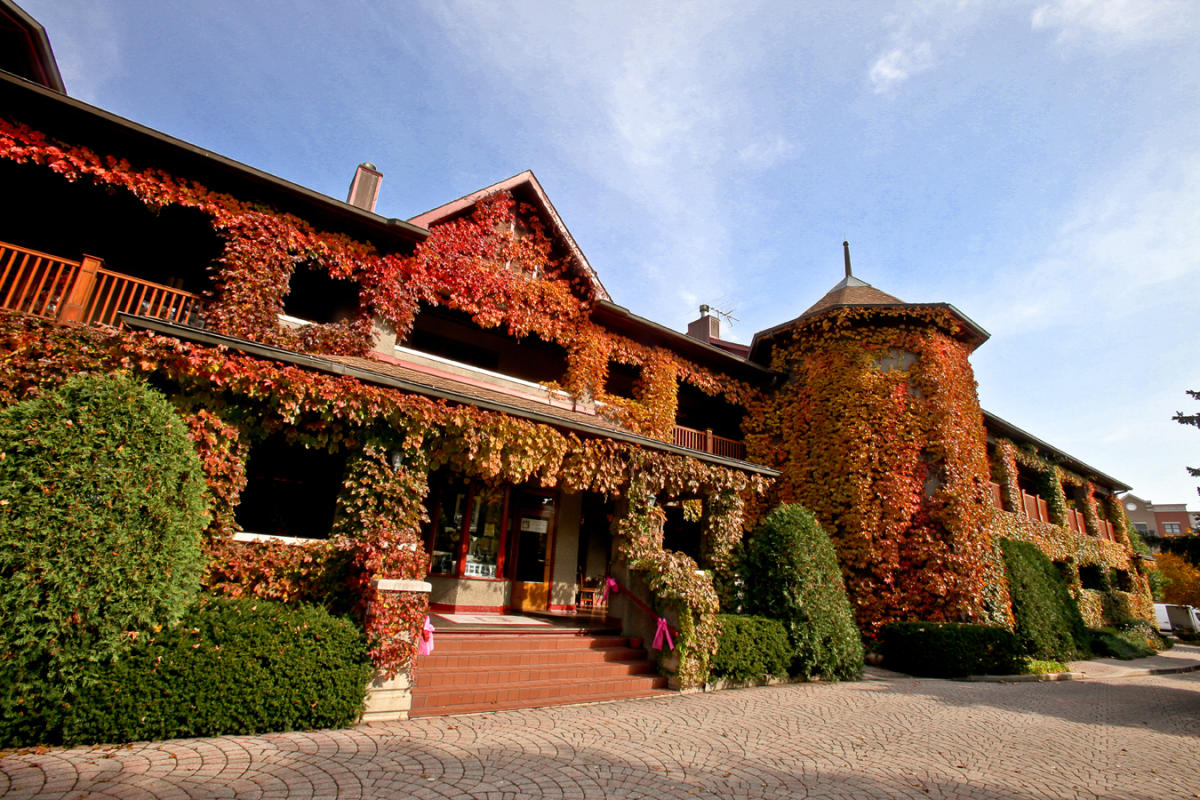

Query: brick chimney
[347,162,382,212]
[687,304,719,343]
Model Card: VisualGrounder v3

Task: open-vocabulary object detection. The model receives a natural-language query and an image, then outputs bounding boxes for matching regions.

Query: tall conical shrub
[743,504,864,680]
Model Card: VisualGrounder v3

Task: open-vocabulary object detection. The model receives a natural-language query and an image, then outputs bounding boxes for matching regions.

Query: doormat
[438,614,552,625]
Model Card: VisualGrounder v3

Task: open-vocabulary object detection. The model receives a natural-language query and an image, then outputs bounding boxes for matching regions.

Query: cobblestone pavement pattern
[3,670,1199,799]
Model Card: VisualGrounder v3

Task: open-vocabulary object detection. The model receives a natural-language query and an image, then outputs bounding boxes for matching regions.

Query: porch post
[57,254,102,324]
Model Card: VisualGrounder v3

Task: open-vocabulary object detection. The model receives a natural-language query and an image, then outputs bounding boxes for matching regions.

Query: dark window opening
[662,503,703,565]
[1079,564,1106,591]
[235,437,346,539]
[0,160,219,298]
[404,305,568,384]
[675,382,745,441]
[1111,569,1133,592]
[411,327,500,371]
[1015,465,1042,498]
[576,493,614,583]
[604,362,640,400]
[283,263,361,325]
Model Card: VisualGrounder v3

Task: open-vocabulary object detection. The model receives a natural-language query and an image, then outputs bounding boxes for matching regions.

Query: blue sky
[22,0,1200,507]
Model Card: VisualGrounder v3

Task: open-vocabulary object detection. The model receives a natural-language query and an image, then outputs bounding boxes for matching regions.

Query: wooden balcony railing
[0,241,199,327]
[82,268,200,326]
[0,241,80,319]
[672,424,746,460]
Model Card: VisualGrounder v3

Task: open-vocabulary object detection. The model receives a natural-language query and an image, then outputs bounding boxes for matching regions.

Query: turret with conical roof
[744,244,1008,634]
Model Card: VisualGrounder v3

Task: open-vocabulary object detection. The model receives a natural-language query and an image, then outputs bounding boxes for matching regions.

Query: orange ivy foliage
[0,314,765,680]
[0,116,771,682]
[744,307,1009,634]
[0,117,757,443]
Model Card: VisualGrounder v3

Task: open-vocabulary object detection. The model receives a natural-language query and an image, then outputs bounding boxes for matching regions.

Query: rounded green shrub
[1000,539,1090,660]
[711,614,790,682]
[0,373,208,743]
[63,595,373,744]
[742,504,864,680]
[881,621,1021,677]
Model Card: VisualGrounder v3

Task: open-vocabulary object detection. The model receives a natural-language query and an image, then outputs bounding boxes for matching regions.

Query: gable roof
[409,170,610,302]
[0,1,64,93]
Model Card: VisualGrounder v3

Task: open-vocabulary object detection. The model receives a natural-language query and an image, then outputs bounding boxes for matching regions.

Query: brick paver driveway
[3,670,1199,799]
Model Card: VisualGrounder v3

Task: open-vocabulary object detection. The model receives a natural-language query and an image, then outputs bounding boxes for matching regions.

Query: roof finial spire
[843,240,852,279]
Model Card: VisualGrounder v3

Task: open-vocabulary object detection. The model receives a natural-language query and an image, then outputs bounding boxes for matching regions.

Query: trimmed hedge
[1000,539,1090,660]
[0,373,209,744]
[62,596,373,744]
[710,615,790,682]
[742,505,863,680]
[881,622,1021,678]
[1088,622,1166,660]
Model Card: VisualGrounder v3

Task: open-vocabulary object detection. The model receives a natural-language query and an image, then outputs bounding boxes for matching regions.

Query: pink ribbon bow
[652,617,675,651]
[600,576,619,604]
[417,616,435,656]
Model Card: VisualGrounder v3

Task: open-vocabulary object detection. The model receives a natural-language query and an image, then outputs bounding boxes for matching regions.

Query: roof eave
[122,315,779,477]
[0,71,429,245]
[750,301,990,362]
[983,410,1132,492]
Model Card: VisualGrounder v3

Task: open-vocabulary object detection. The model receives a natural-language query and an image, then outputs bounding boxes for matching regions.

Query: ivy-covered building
[0,3,1153,719]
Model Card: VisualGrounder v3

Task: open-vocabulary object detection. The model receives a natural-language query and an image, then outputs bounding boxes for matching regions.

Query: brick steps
[410,630,669,717]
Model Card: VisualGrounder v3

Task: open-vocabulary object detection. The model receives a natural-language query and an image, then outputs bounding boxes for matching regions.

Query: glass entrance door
[509,490,555,612]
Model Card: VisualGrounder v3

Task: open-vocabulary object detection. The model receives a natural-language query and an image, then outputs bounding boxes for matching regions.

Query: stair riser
[426,636,632,653]
[414,661,657,689]
[417,648,649,670]
[410,679,669,714]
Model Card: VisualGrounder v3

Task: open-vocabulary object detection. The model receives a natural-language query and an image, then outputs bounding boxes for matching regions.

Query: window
[426,476,509,579]
[1164,522,1182,535]
[235,437,346,540]
[1133,522,1150,533]
[1079,565,1105,591]
[283,263,360,324]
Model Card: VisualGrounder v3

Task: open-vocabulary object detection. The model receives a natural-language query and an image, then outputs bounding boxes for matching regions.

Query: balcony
[0,241,199,327]
[672,424,746,460]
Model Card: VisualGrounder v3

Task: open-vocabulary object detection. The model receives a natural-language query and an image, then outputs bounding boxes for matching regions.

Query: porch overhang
[123,315,780,477]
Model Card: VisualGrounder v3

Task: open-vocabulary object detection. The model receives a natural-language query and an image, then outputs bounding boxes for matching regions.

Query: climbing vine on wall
[744,307,1008,634]
[0,117,757,443]
[0,314,766,681]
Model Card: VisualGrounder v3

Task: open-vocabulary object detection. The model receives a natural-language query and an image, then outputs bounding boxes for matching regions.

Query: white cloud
[737,135,798,170]
[975,146,1200,334]
[1031,0,1196,47]
[864,0,991,93]
[869,42,935,93]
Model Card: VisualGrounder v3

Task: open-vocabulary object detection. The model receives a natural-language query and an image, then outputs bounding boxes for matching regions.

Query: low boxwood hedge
[881,622,1021,678]
[60,595,372,745]
[710,615,790,682]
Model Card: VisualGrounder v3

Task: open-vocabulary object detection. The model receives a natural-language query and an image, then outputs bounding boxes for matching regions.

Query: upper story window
[1164,522,1182,535]
[604,362,640,400]
[403,306,568,385]
[874,348,917,372]
[283,263,361,325]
